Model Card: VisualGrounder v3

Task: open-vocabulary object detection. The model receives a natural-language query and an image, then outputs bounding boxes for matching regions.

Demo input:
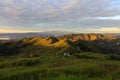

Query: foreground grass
[0,52,120,80]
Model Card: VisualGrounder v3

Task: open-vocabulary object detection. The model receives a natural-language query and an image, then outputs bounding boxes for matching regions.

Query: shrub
[75,52,108,60]
[108,54,120,60]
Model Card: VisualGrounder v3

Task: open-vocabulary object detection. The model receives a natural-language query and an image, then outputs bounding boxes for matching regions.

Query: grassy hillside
[0,52,120,80]
[0,36,120,80]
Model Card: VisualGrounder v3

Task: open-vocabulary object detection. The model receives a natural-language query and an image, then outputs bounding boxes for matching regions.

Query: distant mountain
[0,31,71,40]
[0,33,42,40]
[57,33,118,41]
[111,33,120,39]
[40,31,71,36]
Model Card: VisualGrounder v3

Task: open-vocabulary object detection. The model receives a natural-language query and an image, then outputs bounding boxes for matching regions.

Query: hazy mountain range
[0,31,119,40]
[0,31,71,40]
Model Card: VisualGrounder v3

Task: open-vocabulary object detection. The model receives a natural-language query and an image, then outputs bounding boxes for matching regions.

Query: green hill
[0,35,120,80]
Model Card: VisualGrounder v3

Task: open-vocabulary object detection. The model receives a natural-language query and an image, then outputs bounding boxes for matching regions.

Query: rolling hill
[0,33,119,57]
[0,33,120,80]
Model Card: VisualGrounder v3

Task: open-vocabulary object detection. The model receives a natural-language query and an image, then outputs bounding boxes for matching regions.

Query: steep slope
[21,36,59,46]
[52,40,72,47]
[45,36,59,44]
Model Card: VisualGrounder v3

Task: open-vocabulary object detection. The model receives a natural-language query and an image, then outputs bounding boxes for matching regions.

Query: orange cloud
[0,29,41,33]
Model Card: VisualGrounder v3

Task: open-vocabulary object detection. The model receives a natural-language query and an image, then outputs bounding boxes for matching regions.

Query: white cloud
[87,27,120,33]
[97,15,120,20]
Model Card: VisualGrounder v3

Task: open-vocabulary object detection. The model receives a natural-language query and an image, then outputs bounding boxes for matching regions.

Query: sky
[0,0,120,33]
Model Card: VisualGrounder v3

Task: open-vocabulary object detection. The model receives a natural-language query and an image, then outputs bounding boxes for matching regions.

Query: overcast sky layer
[0,0,120,33]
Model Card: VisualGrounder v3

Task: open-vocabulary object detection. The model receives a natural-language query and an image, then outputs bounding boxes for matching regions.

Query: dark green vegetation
[0,35,120,80]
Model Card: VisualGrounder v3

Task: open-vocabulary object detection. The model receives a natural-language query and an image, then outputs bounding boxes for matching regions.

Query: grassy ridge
[0,52,120,80]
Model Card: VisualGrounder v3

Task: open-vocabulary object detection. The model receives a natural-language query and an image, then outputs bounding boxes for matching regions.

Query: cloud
[101,27,120,32]
[0,0,119,32]
[96,15,120,20]
[0,29,41,33]
[87,27,120,33]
